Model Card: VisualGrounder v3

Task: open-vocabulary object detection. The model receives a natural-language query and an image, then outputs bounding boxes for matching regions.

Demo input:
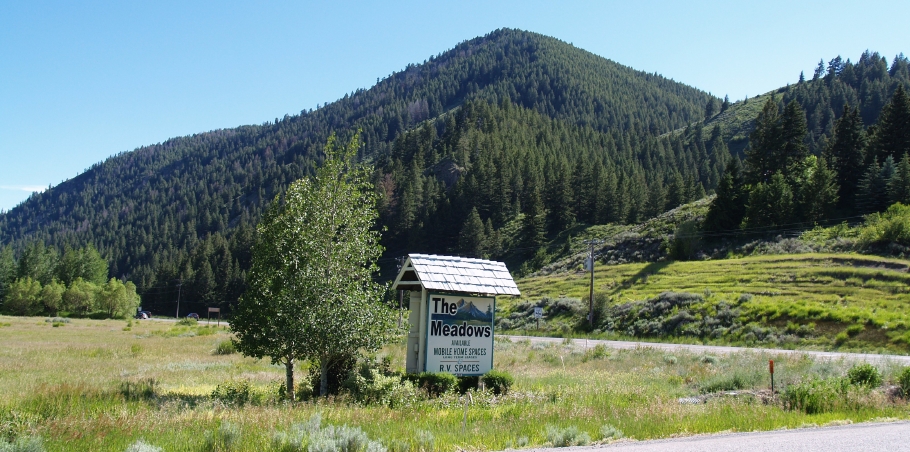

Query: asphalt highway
[521,421,910,452]
[503,335,910,365]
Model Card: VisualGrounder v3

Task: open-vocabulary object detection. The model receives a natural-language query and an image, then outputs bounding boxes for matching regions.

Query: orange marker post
[769,360,775,393]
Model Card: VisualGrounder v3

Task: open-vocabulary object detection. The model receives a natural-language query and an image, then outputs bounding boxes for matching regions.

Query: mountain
[454,299,491,322]
[0,29,907,317]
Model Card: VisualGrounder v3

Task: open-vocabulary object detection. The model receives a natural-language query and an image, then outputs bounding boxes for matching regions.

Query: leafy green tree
[40,280,65,316]
[97,278,141,318]
[17,242,58,285]
[56,245,108,286]
[826,105,867,208]
[868,85,910,163]
[5,277,42,316]
[231,133,397,400]
[63,278,98,316]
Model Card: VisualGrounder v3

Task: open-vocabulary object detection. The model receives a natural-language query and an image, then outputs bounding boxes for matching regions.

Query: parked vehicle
[187,313,200,320]
[135,311,152,319]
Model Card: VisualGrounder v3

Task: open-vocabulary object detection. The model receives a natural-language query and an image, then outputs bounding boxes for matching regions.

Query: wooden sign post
[208,307,221,326]
[769,359,775,393]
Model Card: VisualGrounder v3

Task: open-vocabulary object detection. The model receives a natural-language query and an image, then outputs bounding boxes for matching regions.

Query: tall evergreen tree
[778,100,810,181]
[826,105,867,209]
[888,154,910,205]
[521,180,546,251]
[704,159,747,233]
[799,157,839,223]
[744,172,794,229]
[458,207,486,258]
[856,157,889,214]
[868,85,910,163]
[745,98,782,184]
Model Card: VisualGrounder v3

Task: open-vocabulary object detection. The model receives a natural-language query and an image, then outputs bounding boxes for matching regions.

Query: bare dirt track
[521,421,910,452]
[503,335,910,365]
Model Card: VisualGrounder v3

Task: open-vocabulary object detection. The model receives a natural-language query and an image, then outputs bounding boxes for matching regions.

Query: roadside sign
[533,307,543,319]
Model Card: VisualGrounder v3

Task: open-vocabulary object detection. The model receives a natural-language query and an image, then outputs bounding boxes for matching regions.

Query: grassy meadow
[1,315,910,451]
[509,253,910,352]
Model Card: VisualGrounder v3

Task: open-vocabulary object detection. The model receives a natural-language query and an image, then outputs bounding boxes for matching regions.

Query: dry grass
[1,316,908,451]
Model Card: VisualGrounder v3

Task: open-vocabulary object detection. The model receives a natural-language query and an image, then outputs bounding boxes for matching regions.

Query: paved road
[521,421,910,452]
[503,335,910,365]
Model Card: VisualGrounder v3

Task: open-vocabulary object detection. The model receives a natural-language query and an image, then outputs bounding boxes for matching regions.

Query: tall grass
[0,316,907,451]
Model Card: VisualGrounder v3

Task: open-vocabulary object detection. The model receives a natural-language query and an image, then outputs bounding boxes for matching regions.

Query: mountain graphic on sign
[453,299,492,322]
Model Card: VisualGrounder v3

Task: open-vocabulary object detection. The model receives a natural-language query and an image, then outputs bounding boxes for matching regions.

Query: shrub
[415,430,434,452]
[344,368,417,407]
[124,440,162,452]
[416,372,458,397]
[203,421,241,452]
[898,367,910,397]
[212,379,253,406]
[271,414,322,452]
[782,377,850,414]
[176,317,197,326]
[482,370,514,395]
[0,435,44,452]
[213,339,236,355]
[599,424,624,440]
[545,425,591,447]
[119,378,158,401]
[845,324,864,337]
[847,363,882,388]
[457,376,479,393]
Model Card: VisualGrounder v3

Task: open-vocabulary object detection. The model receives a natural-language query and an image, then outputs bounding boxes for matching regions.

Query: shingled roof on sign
[391,254,521,296]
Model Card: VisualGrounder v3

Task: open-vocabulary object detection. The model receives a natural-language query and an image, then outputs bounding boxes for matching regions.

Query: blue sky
[2,0,908,212]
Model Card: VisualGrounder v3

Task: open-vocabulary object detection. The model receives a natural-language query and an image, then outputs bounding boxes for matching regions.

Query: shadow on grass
[615,261,672,293]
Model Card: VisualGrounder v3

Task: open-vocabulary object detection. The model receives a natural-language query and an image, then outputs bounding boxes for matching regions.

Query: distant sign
[425,294,494,376]
[533,307,543,319]
[208,307,221,313]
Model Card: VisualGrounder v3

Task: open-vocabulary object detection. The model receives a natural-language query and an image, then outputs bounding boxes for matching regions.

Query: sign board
[425,293,494,376]
[533,307,543,319]
[208,307,221,313]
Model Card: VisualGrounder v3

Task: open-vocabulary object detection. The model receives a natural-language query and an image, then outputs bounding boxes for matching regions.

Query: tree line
[0,243,140,318]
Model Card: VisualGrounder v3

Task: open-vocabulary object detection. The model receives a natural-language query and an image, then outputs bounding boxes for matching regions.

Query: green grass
[1,316,909,451]
[513,253,910,351]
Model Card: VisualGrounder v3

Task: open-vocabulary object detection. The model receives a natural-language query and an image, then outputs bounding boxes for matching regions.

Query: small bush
[835,331,849,346]
[119,378,158,401]
[124,439,162,452]
[344,368,417,407]
[0,435,44,452]
[599,424,624,440]
[545,425,591,447]
[782,377,850,414]
[457,376,479,393]
[416,372,457,397]
[203,421,241,452]
[898,367,910,397]
[176,317,197,326]
[845,324,864,337]
[482,370,514,395]
[213,339,236,355]
[415,430,434,452]
[271,414,322,452]
[212,380,253,406]
[663,355,678,364]
[847,363,882,388]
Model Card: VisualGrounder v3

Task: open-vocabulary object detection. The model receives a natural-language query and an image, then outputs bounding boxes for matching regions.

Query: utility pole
[175,281,183,319]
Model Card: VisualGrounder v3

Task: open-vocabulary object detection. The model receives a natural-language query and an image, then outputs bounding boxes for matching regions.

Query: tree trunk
[285,355,295,401]
[320,360,329,397]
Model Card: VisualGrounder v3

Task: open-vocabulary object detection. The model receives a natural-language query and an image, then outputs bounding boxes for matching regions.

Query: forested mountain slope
[0,29,716,312]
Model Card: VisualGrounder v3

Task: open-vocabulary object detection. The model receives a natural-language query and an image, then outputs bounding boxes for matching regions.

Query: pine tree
[888,154,910,205]
[869,85,910,163]
[458,208,486,258]
[745,98,782,184]
[521,180,546,251]
[704,159,746,233]
[856,158,888,214]
[826,105,867,209]
[799,157,839,223]
[778,100,810,181]
[744,172,794,229]
[721,95,730,113]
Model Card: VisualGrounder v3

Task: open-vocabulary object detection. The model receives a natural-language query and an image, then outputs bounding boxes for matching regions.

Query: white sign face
[533,306,543,318]
[425,293,494,376]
